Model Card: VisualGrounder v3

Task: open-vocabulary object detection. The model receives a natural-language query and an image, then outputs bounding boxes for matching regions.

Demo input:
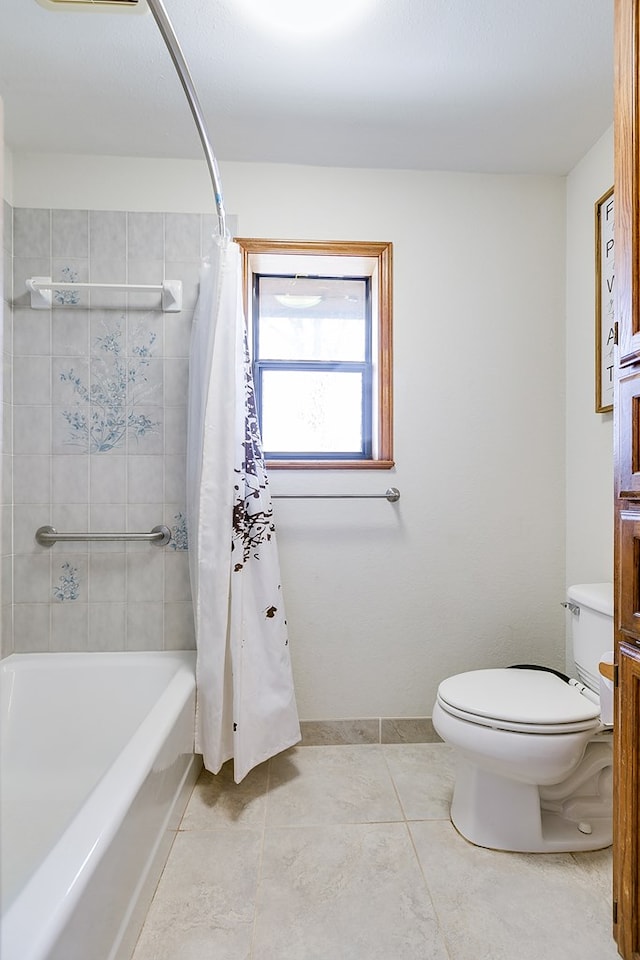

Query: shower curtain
[187,237,301,783]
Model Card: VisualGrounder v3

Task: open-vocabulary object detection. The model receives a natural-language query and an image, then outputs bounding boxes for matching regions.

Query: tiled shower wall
[2,201,13,658]
[6,206,220,654]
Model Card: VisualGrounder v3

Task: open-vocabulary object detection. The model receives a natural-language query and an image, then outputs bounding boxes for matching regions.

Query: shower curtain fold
[187,237,300,783]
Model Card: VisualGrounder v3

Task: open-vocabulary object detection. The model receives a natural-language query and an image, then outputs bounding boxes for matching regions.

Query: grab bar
[26,277,183,313]
[35,525,172,547]
[272,487,400,503]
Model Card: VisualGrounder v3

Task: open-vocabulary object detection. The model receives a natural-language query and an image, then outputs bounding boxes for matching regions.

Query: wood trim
[235,237,394,468]
[615,643,640,959]
[615,0,640,365]
[614,3,640,956]
[235,238,392,259]
[266,459,395,471]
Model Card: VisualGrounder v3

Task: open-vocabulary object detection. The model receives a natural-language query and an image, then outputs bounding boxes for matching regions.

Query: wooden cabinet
[614,644,640,958]
[614,2,640,956]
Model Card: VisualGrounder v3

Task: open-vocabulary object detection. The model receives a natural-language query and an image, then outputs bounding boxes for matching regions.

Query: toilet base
[451,748,612,853]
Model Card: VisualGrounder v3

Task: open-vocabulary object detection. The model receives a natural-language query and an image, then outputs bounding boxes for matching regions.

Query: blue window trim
[252,273,373,461]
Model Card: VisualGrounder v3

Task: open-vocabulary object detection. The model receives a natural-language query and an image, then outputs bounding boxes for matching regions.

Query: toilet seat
[437,668,602,735]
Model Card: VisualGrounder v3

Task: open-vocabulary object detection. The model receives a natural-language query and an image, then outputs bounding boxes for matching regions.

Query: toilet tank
[566,582,613,693]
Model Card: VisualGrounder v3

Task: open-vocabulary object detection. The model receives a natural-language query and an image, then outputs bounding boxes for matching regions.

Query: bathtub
[1,650,200,960]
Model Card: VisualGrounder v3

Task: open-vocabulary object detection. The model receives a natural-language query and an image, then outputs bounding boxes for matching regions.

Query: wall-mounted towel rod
[26,277,183,313]
[272,487,400,503]
[35,525,172,547]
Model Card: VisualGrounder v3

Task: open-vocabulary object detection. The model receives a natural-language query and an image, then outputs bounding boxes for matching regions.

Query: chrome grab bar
[35,525,172,547]
[272,487,400,503]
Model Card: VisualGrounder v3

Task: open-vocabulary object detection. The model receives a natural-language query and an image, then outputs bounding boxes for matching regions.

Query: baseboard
[299,717,442,745]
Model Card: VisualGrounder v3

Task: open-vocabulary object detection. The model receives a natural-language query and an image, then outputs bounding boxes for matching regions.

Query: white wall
[10,153,567,719]
[564,126,614,672]
[565,128,614,584]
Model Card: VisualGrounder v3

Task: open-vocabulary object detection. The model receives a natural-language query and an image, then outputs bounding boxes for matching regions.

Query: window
[236,239,393,469]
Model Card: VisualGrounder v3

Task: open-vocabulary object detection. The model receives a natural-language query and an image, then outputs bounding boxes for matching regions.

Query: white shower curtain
[186,236,301,783]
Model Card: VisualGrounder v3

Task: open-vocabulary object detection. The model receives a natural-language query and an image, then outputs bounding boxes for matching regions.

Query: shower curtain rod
[146,0,227,238]
[272,488,401,503]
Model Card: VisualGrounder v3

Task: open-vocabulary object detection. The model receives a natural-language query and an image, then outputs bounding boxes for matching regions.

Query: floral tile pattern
[52,562,80,602]
[53,266,80,306]
[59,316,160,453]
[170,512,188,551]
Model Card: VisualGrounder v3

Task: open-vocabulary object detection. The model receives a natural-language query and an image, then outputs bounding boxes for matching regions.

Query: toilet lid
[437,668,600,727]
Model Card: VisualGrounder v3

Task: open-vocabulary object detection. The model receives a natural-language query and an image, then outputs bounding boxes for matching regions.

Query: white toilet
[432,583,614,853]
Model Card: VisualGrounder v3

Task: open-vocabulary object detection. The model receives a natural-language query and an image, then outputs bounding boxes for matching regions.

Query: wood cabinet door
[614,1,640,956]
[614,643,640,959]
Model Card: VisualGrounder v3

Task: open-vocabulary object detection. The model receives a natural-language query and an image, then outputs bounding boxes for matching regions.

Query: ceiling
[0,0,614,176]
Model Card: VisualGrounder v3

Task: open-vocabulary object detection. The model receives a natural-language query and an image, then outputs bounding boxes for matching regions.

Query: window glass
[260,369,365,454]
[257,276,367,361]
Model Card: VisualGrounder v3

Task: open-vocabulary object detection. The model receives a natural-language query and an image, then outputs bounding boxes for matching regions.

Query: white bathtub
[1,651,200,960]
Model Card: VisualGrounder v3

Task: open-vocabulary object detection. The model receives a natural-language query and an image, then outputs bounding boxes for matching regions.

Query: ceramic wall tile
[127,212,164,260]
[51,259,89,308]
[164,213,201,262]
[126,600,164,650]
[51,600,89,651]
[163,601,195,649]
[10,204,204,653]
[13,257,51,310]
[14,555,51,603]
[13,603,50,652]
[126,551,164,602]
[88,553,127,602]
[88,454,126,504]
[13,455,50,504]
[14,309,51,361]
[13,357,51,405]
[51,310,90,358]
[89,211,126,260]
[13,504,48,556]
[14,405,51,455]
[13,208,50,259]
[88,601,126,651]
[52,210,89,259]
[3,200,13,254]
[51,455,90,505]
[163,552,191,602]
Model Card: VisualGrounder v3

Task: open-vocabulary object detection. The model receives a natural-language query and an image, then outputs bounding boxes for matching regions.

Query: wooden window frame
[236,238,394,470]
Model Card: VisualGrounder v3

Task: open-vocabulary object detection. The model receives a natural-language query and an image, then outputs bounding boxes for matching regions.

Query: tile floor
[131,744,619,960]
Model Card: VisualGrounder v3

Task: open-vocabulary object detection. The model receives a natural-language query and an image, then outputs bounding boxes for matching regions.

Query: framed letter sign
[595,186,615,413]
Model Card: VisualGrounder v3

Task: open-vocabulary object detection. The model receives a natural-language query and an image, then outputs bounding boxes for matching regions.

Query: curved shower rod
[146,0,227,238]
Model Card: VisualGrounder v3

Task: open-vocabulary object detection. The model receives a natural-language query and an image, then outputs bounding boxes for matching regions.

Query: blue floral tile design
[53,562,80,601]
[59,316,160,453]
[170,512,188,551]
[53,265,80,306]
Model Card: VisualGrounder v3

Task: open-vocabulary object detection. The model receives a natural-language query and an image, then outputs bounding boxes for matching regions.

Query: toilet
[432,583,614,853]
